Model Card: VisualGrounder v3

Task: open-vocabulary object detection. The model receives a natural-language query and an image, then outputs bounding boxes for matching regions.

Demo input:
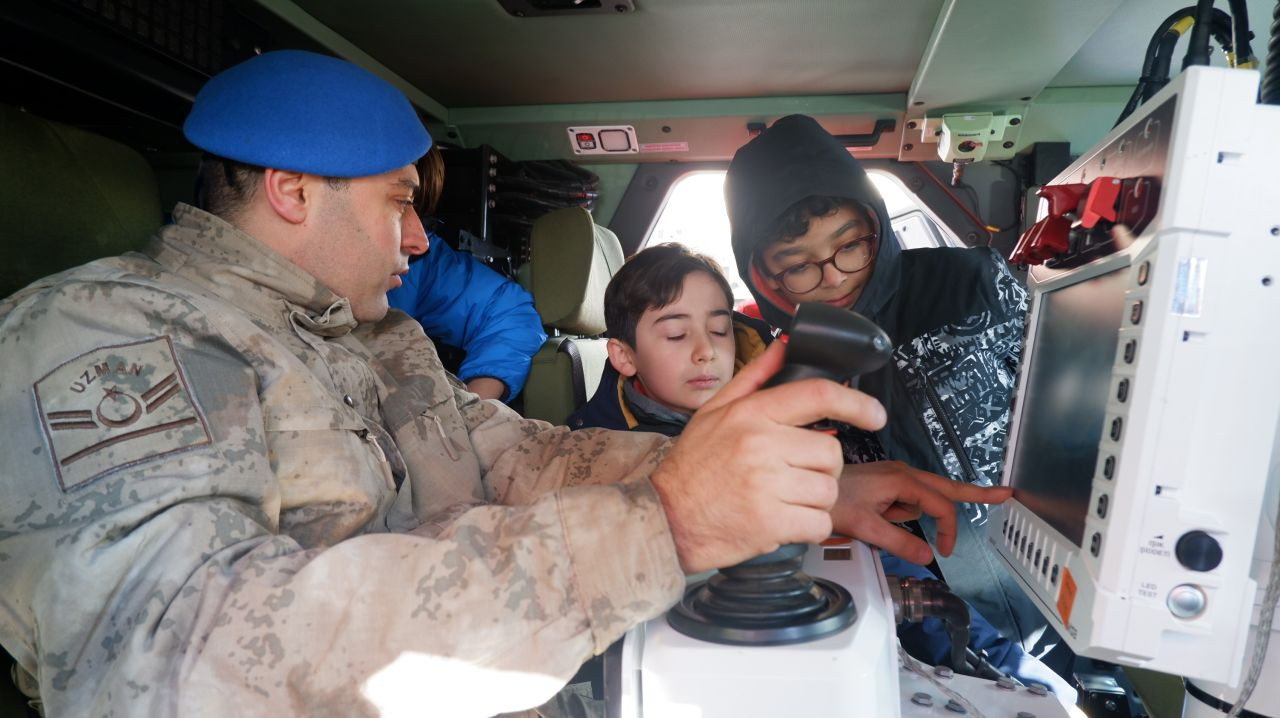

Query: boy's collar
[623,377,692,428]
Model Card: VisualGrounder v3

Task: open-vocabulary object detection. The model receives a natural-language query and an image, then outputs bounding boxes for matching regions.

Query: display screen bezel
[1001,250,1134,548]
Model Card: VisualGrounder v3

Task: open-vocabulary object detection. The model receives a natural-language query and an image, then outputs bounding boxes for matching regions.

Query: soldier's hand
[830,461,1013,565]
[650,342,888,574]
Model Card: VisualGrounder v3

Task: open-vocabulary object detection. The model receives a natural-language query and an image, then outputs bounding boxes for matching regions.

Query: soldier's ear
[607,338,639,378]
[261,168,311,225]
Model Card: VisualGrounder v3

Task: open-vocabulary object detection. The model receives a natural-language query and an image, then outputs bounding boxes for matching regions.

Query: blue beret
[183,50,431,178]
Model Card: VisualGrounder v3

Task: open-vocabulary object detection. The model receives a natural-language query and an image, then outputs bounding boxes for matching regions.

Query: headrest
[183,50,431,177]
[523,206,623,335]
[0,105,162,298]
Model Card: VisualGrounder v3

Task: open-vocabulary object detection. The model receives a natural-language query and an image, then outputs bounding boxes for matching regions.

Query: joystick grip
[763,303,892,389]
[665,305,894,646]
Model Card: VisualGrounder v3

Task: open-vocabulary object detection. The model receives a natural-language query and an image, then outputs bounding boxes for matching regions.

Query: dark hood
[725,114,902,329]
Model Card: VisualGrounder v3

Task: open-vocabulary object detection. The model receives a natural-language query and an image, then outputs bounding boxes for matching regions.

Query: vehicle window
[645,168,957,303]
[643,171,749,301]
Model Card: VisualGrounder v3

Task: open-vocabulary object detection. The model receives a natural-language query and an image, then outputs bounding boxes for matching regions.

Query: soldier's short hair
[604,243,734,348]
[194,154,349,220]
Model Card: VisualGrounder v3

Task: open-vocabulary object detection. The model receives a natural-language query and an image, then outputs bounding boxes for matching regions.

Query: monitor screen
[1008,267,1129,546]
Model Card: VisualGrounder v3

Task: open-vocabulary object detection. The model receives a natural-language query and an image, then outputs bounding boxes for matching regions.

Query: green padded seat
[0,104,162,298]
[520,206,623,425]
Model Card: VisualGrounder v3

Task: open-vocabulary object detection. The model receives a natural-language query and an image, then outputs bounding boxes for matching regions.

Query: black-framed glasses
[769,234,877,294]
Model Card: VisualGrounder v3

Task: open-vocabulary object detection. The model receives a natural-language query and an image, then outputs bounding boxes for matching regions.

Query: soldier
[0,51,1008,716]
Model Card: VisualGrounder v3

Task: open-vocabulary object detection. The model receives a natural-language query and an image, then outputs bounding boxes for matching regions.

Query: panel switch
[1167,584,1207,619]
[1175,530,1223,572]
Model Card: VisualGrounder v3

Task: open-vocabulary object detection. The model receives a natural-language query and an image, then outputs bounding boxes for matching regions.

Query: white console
[613,540,898,717]
[613,540,1072,718]
[994,66,1280,686]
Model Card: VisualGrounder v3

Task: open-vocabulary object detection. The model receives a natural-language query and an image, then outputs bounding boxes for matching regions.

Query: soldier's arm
[0,284,683,717]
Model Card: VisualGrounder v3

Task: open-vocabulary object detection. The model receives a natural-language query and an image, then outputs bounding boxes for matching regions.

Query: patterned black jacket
[726,114,1028,487]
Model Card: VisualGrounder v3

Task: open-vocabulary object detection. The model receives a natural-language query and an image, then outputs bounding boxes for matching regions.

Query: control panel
[992,66,1280,686]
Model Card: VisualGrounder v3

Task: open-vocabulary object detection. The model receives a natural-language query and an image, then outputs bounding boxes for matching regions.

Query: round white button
[1167,584,1206,618]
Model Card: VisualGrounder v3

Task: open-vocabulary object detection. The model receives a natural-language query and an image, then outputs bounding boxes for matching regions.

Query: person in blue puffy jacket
[387,147,546,402]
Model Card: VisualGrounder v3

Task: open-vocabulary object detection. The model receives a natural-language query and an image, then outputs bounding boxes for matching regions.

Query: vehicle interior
[1,0,1276,715]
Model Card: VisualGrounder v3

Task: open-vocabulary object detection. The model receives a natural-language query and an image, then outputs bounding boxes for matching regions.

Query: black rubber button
[1175,530,1223,572]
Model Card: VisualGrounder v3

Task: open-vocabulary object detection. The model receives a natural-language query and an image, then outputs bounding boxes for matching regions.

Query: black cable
[958,184,982,220]
[1226,0,1257,64]
[1117,7,1195,125]
[1262,0,1280,105]
[495,175,598,200]
[1145,27,1190,100]
[963,647,1019,683]
[1182,0,1217,68]
[518,160,599,186]
[1116,6,1237,126]
[1163,9,1238,89]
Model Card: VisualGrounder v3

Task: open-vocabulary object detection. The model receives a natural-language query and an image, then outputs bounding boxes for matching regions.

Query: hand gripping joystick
[667,303,893,645]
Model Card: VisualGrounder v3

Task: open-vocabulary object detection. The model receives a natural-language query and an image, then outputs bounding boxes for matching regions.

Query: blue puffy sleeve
[387,235,547,402]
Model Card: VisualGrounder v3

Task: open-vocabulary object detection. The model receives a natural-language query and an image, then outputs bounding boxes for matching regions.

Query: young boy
[567,243,770,435]
[569,243,1072,696]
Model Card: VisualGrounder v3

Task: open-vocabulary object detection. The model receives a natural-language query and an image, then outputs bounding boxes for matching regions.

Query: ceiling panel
[292,0,946,106]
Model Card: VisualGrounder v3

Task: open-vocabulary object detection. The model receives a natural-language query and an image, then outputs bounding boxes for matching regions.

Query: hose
[888,576,972,671]
[1182,0,1218,68]
[1116,5,1239,126]
[1226,0,1258,66]
[1262,0,1280,104]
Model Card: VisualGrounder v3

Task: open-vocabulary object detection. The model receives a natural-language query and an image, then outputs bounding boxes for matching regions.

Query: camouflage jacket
[0,204,684,717]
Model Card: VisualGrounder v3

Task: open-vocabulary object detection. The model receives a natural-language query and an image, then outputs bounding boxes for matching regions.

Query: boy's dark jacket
[566,311,1060,691]
[724,114,1028,487]
[566,312,772,434]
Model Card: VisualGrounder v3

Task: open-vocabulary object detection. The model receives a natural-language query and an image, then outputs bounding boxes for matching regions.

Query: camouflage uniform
[0,204,684,717]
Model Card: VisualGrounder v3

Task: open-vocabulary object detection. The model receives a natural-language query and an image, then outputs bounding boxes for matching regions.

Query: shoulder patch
[34,336,212,491]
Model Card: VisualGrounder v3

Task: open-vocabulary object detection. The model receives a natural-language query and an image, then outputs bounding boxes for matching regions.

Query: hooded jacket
[726,114,1028,488]
[725,116,1047,650]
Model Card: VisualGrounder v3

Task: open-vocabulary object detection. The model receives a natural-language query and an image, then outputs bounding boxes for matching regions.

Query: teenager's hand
[650,341,888,573]
[830,461,1014,565]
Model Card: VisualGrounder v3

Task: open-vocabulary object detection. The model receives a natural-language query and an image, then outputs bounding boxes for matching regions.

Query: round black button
[1130,301,1144,325]
[1137,261,1150,286]
[1175,530,1223,572]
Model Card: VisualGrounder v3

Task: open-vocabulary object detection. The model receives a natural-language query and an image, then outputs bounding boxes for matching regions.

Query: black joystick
[667,303,893,646]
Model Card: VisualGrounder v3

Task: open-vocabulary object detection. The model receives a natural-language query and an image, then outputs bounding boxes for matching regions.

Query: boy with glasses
[725,115,1060,670]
